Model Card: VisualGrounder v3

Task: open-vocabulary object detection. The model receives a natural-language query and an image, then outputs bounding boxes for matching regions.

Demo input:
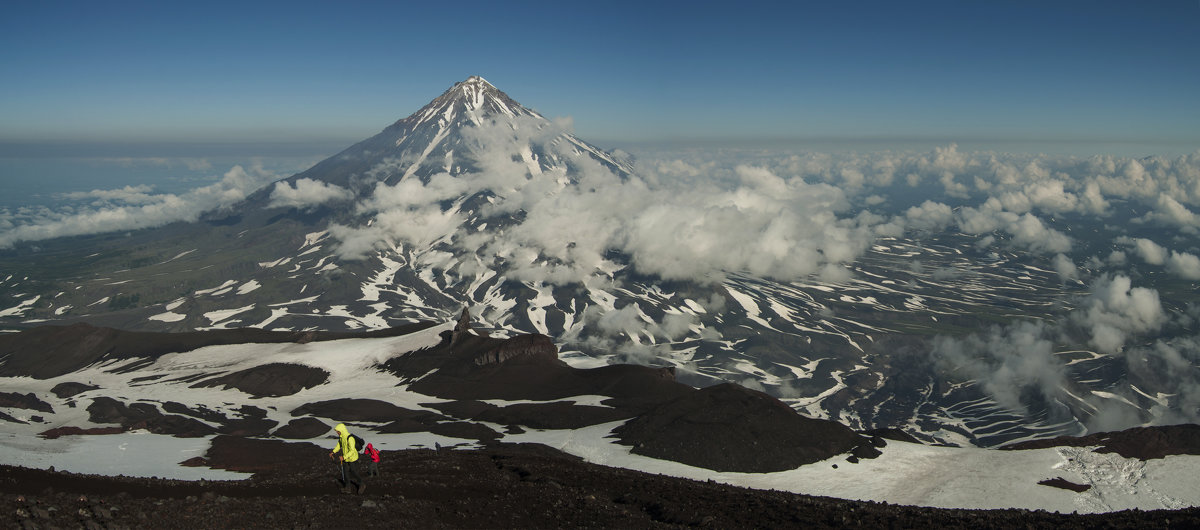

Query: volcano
[1,76,1197,452]
[261,75,632,195]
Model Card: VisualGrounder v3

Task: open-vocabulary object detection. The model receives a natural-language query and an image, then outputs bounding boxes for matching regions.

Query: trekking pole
[331,453,345,486]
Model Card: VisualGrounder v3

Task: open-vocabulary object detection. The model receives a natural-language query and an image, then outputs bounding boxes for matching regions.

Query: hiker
[364,442,381,477]
[330,423,366,494]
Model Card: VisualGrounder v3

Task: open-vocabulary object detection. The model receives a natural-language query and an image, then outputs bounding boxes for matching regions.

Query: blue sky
[2,0,1198,156]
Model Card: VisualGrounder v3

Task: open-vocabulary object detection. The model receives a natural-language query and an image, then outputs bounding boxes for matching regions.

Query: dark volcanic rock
[162,401,230,423]
[218,417,278,437]
[401,332,692,412]
[143,414,220,437]
[1002,423,1200,460]
[0,322,436,379]
[86,397,160,425]
[4,441,1199,529]
[39,425,126,438]
[475,402,631,430]
[472,334,558,366]
[863,427,920,444]
[190,362,329,397]
[374,415,511,443]
[449,306,475,348]
[215,405,277,436]
[426,398,628,430]
[85,397,216,437]
[615,383,867,473]
[50,381,100,398]
[204,435,329,473]
[273,417,331,439]
[428,421,502,442]
[291,398,445,425]
[0,391,53,413]
[1039,477,1091,492]
[851,443,884,460]
[380,313,693,420]
[425,400,498,418]
[374,416,502,443]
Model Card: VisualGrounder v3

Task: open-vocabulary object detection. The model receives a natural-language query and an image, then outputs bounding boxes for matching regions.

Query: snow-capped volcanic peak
[271,75,631,195]
[374,75,634,181]
[403,75,540,132]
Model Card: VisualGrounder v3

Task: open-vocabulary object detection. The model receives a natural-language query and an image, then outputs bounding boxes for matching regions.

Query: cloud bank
[330,120,887,285]
[932,271,1200,431]
[0,164,278,248]
[268,178,354,210]
[327,120,1200,292]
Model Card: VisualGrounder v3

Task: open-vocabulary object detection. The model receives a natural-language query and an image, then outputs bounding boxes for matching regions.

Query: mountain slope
[0,315,873,474]
[3,318,1200,514]
[0,77,1190,449]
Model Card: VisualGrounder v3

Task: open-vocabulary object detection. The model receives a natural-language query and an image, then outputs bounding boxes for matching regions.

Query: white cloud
[1127,237,1169,265]
[933,320,1063,415]
[1167,251,1200,280]
[1052,253,1078,281]
[904,201,955,232]
[1141,193,1200,230]
[955,200,1071,254]
[1115,237,1200,279]
[0,164,278,248]
[268,178,354,210]
[332,120,877,285]
[60,185,160,205]
[1073,274,1166,355]
[1007,213,1072,254]
[930,270,1186,429]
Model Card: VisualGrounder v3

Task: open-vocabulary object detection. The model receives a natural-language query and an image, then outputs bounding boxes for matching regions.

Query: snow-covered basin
[502,422,1200,514]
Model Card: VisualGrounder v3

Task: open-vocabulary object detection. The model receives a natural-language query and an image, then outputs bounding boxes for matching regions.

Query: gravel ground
[3,437,1199,529]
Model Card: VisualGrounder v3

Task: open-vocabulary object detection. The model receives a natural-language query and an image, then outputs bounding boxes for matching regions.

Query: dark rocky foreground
[3,437,1199,530]
[5,318,1200,528]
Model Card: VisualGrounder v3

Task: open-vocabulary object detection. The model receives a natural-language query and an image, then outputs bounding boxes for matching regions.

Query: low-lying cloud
[331,120,880,285]
[0,164,278,248]
[268,178,354,210]
[932,271,1200,431]
[320,130,1199,288]
[1073,274,1166,355]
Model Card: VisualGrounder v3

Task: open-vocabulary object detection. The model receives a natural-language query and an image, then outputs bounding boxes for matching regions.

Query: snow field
[500,422,1200,514]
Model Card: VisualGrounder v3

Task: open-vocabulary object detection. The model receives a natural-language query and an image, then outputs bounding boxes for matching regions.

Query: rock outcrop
[190,363,330,397]
[473,334,558,366]
[614,383,868,472]
[0,392,54,413]
[1002,423,1200,460]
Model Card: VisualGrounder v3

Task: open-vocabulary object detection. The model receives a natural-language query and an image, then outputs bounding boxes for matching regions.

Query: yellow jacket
[331,423,359,463]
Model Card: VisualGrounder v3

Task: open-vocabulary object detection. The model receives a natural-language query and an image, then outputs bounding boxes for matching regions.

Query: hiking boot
[357,484,367,494]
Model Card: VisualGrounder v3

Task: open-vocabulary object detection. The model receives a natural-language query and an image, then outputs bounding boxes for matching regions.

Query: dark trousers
[368,461,379,476]
[341,459,364,488]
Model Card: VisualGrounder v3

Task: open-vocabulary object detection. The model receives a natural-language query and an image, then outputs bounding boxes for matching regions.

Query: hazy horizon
[2,2,1197,150]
